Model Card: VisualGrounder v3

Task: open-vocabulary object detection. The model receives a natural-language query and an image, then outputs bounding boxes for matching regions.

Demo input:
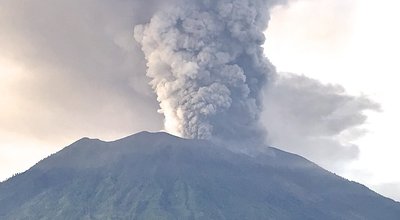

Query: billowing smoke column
[135,0,280,141]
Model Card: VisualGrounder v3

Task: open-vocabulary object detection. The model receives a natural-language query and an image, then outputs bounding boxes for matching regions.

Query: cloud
[262,73,380,170]
[134,0,287,142]
[0,0,167,143]
[0,0,380,179]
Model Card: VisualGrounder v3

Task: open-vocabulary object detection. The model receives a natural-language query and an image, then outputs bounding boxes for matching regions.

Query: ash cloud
[1,0,380,176]
[262,73,380,169]
[134,0,284,141]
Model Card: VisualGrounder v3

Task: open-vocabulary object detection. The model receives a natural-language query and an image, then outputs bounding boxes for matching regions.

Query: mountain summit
[0,131,399,219]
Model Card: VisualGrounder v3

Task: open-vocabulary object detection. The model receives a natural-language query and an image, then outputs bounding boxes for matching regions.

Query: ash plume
[135,0,283,141]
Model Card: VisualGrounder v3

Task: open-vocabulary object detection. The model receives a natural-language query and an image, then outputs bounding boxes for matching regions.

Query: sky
[0,0,399,201]
[264,0,400,201]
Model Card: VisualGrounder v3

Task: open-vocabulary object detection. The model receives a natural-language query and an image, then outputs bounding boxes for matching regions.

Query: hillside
[0,131,399,219]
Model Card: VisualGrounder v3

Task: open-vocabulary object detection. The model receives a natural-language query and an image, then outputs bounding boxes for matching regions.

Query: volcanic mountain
[0,131,399,219]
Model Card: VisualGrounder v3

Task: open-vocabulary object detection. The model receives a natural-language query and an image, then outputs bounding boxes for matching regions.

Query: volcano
[0,131,399,219]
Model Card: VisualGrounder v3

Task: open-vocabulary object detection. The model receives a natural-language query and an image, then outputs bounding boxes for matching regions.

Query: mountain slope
[0,131,399,219]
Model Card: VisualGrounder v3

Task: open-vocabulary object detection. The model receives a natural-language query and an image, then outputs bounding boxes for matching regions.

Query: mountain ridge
[0,131,399,219]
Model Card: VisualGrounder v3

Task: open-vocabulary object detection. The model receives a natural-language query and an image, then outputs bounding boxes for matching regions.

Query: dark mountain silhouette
[0,131,399,219]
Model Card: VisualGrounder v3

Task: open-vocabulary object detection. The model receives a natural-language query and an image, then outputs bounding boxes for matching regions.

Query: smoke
[262,73,380,169]
[134,0,283,141]
[1,0,381,173]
